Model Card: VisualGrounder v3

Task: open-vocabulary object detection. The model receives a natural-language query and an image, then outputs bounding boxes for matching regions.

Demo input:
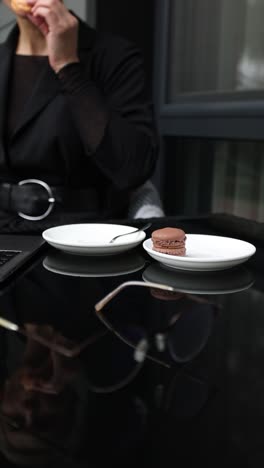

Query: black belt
[0,179,99,221]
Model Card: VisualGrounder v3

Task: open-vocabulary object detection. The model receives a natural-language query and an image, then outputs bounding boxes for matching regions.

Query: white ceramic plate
[142,263,254,295]
[42,223,146,255]
[143,234,256,271]
[43,250,146,277]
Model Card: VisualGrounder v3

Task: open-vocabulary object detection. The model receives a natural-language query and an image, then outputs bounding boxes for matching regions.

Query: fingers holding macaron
[11,0,32,14]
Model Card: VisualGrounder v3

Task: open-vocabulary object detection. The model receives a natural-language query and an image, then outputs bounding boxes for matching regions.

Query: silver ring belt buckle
[18,179,56,221]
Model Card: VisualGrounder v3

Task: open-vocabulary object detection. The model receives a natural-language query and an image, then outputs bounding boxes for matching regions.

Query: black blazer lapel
[77,17,96,53]
[11,17,94,139]
[0,24,59,140]
[1,17,95,145]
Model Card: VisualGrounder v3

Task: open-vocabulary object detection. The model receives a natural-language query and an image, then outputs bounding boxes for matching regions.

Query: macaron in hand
[11,0,32,14]
[151,227,186,256]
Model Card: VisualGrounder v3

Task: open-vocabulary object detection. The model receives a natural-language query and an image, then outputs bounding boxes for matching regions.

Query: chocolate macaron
[151,227,186,256]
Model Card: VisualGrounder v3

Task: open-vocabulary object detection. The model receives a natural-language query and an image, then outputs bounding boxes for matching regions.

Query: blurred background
[1,0,264,222]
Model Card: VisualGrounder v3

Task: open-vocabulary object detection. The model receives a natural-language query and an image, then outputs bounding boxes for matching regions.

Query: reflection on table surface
[0,270,219,467]
[0,216,262,467]
[42,249,147,278]
[142,262,255,295]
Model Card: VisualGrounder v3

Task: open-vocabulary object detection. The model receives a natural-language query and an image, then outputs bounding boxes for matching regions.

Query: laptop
[0,235,47,284]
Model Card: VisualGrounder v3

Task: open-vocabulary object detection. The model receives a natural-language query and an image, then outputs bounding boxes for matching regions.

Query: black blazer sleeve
[57,36,159,191]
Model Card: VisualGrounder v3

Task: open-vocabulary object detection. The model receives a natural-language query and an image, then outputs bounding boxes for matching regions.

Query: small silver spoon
[110,222,152,243]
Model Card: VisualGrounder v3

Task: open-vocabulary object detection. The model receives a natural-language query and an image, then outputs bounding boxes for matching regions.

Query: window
[155,1,264,220]
[212,141,264,221]
[167,0,264,98]
[154,0,264,139]
[163,138,264,221]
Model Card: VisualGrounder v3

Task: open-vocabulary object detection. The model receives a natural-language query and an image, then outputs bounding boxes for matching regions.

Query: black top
[7,55,109,150]
[7,56,109,155]
[7,55,49,139]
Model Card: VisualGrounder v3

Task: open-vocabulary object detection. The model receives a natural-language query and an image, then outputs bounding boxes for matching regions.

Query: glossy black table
[0,215,263,468]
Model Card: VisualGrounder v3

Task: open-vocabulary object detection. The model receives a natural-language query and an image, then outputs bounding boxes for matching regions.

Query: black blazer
[0,17,158,221]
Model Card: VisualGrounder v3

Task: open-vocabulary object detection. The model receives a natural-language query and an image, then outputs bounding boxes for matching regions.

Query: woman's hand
[27,0,79,73]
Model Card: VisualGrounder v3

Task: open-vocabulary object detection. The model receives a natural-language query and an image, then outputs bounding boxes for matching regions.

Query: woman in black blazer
[0,0,159,231]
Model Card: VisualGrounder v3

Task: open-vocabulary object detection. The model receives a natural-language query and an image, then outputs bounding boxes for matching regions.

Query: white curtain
[166,0,264,100]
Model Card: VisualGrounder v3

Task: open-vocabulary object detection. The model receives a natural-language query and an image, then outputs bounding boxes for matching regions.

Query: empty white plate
[42,223,146,255]
[143,234,256,271]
